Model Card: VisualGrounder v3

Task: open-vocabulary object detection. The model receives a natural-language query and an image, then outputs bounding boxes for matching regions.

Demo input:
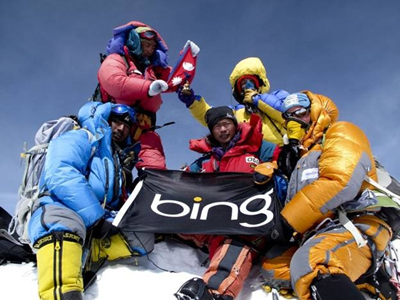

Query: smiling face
[211,118,237,148]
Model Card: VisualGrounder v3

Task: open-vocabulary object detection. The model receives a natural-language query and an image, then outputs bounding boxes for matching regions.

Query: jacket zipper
[103,159,109,207]
[53,232,63,300]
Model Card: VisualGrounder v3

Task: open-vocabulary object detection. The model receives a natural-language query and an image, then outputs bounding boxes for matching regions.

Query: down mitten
[253,161,278,185]
[92,217,120,239]
[148,80,168,96]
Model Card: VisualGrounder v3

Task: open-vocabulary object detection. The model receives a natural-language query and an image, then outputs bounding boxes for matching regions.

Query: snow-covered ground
[1,239,399,299]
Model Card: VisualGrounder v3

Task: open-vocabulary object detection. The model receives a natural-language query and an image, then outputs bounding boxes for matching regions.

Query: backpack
[8,116,81,244]
[355,159,400,299]
[365,159,400,240]
[0,206,36,264]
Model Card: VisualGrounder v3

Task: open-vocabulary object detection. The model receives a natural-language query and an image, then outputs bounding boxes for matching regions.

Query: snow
[1,239,399,299]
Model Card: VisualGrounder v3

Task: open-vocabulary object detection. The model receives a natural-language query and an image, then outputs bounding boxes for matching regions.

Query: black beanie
[205,106,238,132]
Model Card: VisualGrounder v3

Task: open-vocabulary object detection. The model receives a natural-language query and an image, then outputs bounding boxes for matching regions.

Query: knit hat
[205,106,238,131]
[282,93,311,113]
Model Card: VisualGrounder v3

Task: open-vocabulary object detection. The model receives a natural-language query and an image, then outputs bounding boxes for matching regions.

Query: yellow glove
[243,89,259,105]
[262,285,297,299]
[253,161,277,185]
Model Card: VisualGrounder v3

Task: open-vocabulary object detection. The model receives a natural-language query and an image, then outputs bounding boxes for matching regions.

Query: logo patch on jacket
[301,168,319,181]
[246,157,260,165]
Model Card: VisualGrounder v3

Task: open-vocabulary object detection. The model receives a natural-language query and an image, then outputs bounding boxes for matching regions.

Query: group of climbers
[174,35,395,300]
[13,19,398,300]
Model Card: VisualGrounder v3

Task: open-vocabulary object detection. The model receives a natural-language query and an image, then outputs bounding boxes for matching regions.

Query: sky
[1,0,400,214]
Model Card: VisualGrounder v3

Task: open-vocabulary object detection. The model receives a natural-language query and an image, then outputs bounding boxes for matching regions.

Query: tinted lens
[140,31,156,40]
[292,107,308,117]
[242,79,256,91]
[283,107,309,120]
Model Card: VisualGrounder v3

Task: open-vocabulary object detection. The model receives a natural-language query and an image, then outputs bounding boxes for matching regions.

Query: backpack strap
[338,208,368,248]
[364,175,400,206]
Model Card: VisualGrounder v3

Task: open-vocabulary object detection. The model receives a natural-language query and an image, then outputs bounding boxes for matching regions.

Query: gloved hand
[148,79,168,96]
[243,89,259,105]
[183,40,200,57]
[122,142,141,171]
[277,140,301,179]
[281,219,295,243]
[253,161,278,185]
[177,85,195,107]
[153,50,169,68]
[92,217,120,239]
[274,217,296,243]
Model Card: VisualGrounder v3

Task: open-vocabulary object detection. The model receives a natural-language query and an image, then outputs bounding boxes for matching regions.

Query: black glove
[91,217,120,239]
[277,139,301,179]
[271,217,296,244]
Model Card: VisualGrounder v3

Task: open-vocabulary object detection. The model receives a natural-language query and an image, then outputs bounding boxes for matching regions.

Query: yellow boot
[91,233,133,263]
[34,232,84,300]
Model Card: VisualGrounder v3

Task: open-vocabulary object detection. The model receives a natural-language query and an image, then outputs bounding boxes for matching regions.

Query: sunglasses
[283,107,310,120]
[139,31,156,40]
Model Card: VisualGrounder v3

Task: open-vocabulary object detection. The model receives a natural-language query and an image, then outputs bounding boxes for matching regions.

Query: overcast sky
[1,0,399,213]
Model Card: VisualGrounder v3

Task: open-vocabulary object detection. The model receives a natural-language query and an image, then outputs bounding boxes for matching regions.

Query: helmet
[282,93,311,113]
[110,104,136,126]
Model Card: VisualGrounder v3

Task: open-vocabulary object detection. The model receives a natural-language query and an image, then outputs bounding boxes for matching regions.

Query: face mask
[286,120,306,141]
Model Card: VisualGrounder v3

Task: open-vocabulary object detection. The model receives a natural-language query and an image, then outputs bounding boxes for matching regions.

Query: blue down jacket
[29,102,123,243]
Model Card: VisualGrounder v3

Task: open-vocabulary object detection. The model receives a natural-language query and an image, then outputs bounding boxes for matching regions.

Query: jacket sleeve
[258,141,278,163]
[98,54,153,105]
[281,122,375,234]
[43,130,105,228]
[253,90,288,123]
[188,96,212,127]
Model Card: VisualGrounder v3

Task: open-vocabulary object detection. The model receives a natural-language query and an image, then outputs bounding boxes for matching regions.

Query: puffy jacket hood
[300,91,339,150]
[106,21,168,57]
[78,102,112,142]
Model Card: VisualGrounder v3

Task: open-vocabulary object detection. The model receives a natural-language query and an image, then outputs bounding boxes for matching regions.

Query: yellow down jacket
[262,91,391,299]
[281,91,376,233]
[188,57,286,145]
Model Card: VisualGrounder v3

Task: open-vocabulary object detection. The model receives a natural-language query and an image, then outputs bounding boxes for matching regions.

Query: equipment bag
[0,206,35,264]
[365,159,400,240]
[8,116,80,244]
[356,160,400,299]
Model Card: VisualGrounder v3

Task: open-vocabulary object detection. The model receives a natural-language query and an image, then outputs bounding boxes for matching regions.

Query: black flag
[114,169,285,240]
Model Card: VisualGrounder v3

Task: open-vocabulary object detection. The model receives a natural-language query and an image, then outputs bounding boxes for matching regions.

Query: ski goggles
[139,30,157,41]
[283,107,310,120]
[110,104,136,125]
